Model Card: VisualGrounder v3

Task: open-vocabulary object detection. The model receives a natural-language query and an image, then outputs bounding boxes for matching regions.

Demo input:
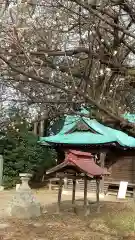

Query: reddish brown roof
[65,150,108,176]
[47,150,109,176]
[67,150,92,157]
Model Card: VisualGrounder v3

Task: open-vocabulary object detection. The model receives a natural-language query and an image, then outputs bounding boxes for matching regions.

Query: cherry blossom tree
[0,0,135,134]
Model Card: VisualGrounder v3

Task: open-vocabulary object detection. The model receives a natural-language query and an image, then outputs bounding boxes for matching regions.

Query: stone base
[9,204,41,219]
[16,184,21,191]
[8,189,41,219]
[0,186,4,191]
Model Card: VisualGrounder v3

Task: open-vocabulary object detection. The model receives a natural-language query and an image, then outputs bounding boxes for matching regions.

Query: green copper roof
[40,132,115,145]
[39,109,135,148]
[123,113,135,123]
[58,108,90,135]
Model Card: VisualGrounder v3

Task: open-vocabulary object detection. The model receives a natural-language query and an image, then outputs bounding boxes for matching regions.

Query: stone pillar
[0,155,3,186]
[8,173,41,218]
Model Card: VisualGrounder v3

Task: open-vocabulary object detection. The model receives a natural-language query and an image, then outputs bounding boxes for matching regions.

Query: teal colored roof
[123,113,135,123]
[58,107,90,135]
[39,108,135,148]
[40,132,115,145]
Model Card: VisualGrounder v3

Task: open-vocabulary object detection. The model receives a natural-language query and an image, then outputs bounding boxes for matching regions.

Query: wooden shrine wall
[66,153,135,194]
[105,154,135,184]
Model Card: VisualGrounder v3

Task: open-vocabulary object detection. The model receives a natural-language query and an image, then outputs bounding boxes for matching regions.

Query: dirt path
[0,190,134,239]
[0,189,126,210]
[0,189,79,217]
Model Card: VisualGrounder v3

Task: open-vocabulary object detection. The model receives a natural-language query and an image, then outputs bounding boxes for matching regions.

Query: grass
[88,201,135,239]
[1,200,135,240]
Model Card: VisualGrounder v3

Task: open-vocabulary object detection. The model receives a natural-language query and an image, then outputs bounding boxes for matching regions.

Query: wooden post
[57,177,63,213]
[133,187,135,201]
[49,179,52,191]
[96,178,100,213]
[72,179,76,212]
[72,179,76,204]
[100,153,106,194]
[84,175,89,216]
[132,156,135,200]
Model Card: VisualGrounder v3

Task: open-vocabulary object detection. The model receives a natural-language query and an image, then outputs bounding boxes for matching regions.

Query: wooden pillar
[132,156,135,200]
[100,153,106,194]
[84,175,89,216]
[57,177,63,213]
[49,179,52,191]
[72,179,76,204]
[133,188,135,201]
[72,179,76,212]
[96,178,100,213]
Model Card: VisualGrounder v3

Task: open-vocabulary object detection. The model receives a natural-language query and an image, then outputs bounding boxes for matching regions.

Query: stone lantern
[8,173,41,218]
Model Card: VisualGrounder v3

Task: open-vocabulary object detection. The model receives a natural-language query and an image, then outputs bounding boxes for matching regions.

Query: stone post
[8,173,41,218]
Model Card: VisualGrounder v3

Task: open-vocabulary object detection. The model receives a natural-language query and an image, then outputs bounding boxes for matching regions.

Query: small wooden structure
[46,150,109,215]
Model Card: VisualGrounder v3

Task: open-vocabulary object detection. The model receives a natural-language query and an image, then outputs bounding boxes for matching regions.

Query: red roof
[65,150,108,176]
[47,150,109,176]
[67,150,92,157]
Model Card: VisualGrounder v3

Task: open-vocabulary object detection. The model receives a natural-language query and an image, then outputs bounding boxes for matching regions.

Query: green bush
[2,115,56,188]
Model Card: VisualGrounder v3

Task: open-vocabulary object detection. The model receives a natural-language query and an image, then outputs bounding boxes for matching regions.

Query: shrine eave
[39,108,135,149]
[40,140,135,151]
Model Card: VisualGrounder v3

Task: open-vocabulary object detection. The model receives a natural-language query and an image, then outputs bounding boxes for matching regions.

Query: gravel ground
[0,189,127,217]
[0,189,79,217]
[0,190,134,240]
